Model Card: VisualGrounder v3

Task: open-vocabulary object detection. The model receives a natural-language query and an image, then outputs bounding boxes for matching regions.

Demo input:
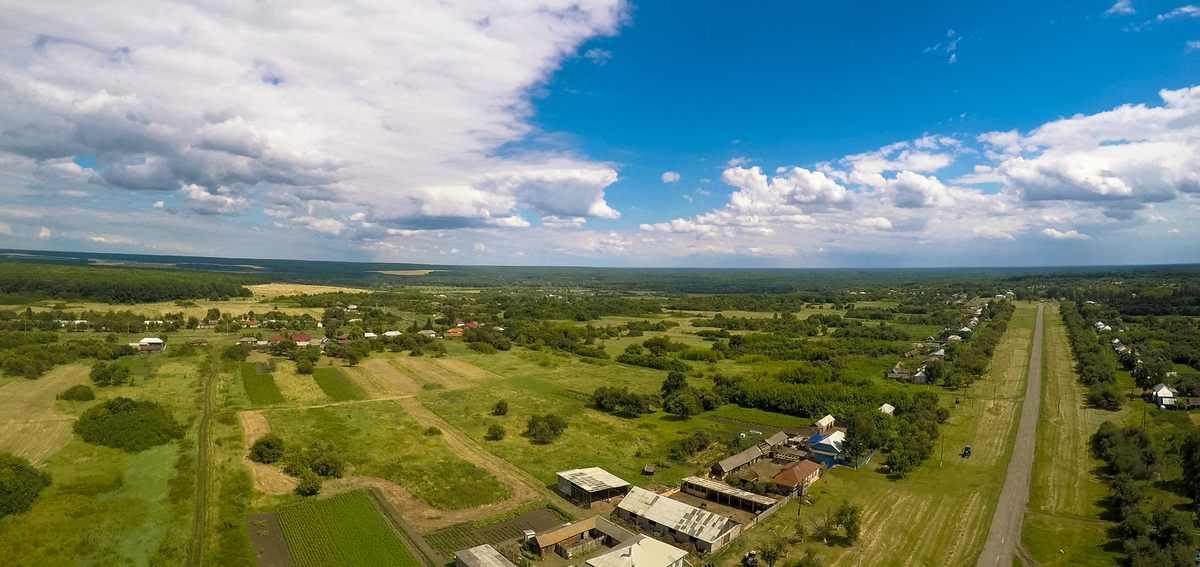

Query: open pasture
[0,364,88,465]
[264,401,517,512]
[270,360,330,406]
[247,282,372,298]
[391,356,491,391]
[352,359,420,396]
[276,490,420,567]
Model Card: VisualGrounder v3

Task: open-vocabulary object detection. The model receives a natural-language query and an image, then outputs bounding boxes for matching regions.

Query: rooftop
[585,536,687,567]
[682,476,778,507]
[558,467,630,493]
[617,487,737,544]
[455,545,517,567]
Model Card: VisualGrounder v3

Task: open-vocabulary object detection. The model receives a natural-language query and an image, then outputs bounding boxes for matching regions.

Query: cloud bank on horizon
[0,0,1196,267]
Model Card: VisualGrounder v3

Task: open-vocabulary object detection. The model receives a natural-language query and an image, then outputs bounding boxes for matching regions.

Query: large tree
[0,452,52,519]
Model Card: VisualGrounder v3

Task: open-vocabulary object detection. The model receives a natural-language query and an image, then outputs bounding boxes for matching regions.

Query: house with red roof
[291,333,311,346]
[773,460,824,495]
[443,328,463,339]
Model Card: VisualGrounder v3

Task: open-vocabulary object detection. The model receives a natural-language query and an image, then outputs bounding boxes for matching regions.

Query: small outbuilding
[878,403,895,416]
[191,339,208,346]
[418,329,437,338]
[454,545,517,567]
[557,467,630,505]
[814,414,835,431]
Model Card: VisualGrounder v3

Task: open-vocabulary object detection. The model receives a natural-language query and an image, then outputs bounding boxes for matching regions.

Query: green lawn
[265,401,512,510]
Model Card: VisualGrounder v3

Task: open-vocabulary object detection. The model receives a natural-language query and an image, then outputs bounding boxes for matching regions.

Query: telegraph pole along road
[977,303,1044,567]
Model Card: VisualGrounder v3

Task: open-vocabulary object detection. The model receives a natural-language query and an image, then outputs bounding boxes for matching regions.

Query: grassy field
[277,490,421,567]
[0,364,89,465]
[241,362,286,405]
[313,367,366,401]
[1022,303,1123,566]
[704,302,1041,567]
[0,352,204,566]
[264,401,513,510]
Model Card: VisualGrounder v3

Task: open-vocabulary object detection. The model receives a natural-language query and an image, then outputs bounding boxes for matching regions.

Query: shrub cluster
[89,361,131,387]
[0,452,51,519]
[57,384,95,401]
[592,386,656,416]
[524,414,567,444]
[616,344,691,372]
[74,397,184,452]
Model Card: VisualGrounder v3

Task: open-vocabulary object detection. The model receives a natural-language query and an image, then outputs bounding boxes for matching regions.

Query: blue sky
[0,0,1197,267]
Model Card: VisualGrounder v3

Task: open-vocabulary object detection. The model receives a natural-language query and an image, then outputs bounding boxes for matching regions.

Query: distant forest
[0,262,256,304]
[1,248,1199,298]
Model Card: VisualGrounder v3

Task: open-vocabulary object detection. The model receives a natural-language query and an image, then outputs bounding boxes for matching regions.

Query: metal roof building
[616,487,740,553]
[681,476,778,512]
[454,545,517,567]
[585,536,689,567]
[711,431,789,478]
[557,467,630,505]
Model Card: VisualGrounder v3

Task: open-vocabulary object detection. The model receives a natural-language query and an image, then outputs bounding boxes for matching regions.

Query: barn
[557,468,630,505]
[615,487,740,553]
[454,545,517,567]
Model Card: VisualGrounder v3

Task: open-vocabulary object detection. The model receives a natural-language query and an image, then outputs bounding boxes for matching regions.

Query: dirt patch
[0,364,89,465]
[246,351,271,364]
[271,361,328,406]
[247,512,295,567]
[355,359,421,397]
[376,270,443,276]
[393,357,479,390]
[239,410,299,495]
[248,282,372,297]
[434,359,504,381]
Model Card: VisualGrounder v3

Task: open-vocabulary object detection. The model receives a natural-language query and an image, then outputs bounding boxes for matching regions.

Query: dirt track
[976,303,1044,567]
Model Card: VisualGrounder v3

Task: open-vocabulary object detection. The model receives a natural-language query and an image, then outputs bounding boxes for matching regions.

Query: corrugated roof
[585,536,687,567]
[558,467,630,493]
[715,446,763,474]
[815,415,835,429]
[764,431,788,446]
[682,476,778,507]
[617,487,737,544]
[455,545,517,567]
[534,516,633,550]
[812,430,845,453]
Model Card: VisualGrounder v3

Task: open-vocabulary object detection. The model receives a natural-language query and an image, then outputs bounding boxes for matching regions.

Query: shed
[814,414,835,431]
[238,336,258,345]
[268,336,284,343]
[681,476,778,512]
[533,515,633,557]
[557,467,630,504]
[384,331,401,337]
[454,545,517,567]
[615,487,741,553]
[364,332,378,339]
[930,349,946,359]
[643,464,656,475]
[418,330,437,338]
[191,339,208,346]
[878,403,895,416]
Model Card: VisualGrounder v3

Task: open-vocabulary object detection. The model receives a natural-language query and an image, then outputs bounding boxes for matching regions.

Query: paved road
[977,303,1044,567]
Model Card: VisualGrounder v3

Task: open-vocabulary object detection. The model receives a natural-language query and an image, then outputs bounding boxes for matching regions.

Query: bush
[524,414,567,444]
[249,434,285,464]
[485,425,506,441]
[0,452,52,519]
[89,361,130,387]
[423,426,443,436]
[282,441,345,479]
[295,359,314,374]
[57,384,95,401]
[492,400,508,416]
[74,397,184,452]
[468,342,498,354]
[295,469,322,496]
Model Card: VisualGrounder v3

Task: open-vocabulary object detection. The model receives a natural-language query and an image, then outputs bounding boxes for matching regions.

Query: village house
[807,430,845,467]
[137,337,165,353]
[418,329,437,338]
[1152,383,1179,408]
[615,487,741,553]
[772,459,824,495]
[290,333,311,346]
[443,327,464,339]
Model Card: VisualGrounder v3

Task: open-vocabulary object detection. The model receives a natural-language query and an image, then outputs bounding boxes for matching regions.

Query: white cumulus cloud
[662,171,681,183]
[1042,228,1089,239]
[1105,0,1135,16]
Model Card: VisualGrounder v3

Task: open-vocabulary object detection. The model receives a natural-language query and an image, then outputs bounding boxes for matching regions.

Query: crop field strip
[1021,303,1122,567]
[241,362,286,405]
[312,367,366,401]
[0,364,88,465]
[276,490,422,567]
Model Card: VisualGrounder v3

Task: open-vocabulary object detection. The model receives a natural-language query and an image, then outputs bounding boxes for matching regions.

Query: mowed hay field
[1022,303,1123,566]
[0,364,89,464]
[707,302,1041,567]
